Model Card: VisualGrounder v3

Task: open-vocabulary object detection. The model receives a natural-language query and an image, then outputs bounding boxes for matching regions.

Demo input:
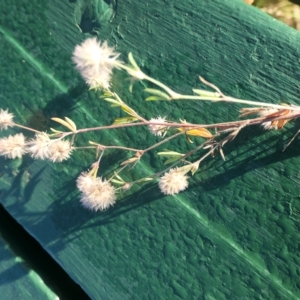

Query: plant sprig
[0,37,298,211]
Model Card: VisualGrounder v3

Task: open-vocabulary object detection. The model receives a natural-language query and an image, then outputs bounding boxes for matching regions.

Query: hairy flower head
[72,38,121,89]
[0,109,14,130]
[48,140,72,162]
[77,173,116,211]
[0,133,26,159]
[148,116,168,137]
[158,167,189,195]
[27,132,51,160]
[76,172,96,193]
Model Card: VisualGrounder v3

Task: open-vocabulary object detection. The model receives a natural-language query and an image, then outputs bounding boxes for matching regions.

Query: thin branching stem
[14,124,41,134]
[175,94,300,111]
[142,132,185,153]
[67,112,300,136]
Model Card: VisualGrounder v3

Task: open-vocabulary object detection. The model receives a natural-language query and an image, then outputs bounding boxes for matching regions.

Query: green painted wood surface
[0,233,58,299]
[0,205,90,299]
[1,0,300,299]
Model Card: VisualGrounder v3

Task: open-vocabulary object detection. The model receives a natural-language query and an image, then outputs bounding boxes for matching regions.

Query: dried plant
[1,38,299,211]
[254,0,300,31]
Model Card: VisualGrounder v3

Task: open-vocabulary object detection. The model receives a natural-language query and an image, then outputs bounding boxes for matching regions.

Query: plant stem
[142,131,185,153]
[175,94,300,111]
[14,124,41,134]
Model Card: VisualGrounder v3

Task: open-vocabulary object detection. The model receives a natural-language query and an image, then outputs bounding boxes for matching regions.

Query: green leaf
[64,117,77,132]
[111,179,125,185]
[103,98,121,106]
[192,89,220,98]
[120,105,137,117]
[100,91,114,98]
[51,117,76,132]
[50,128,63,134]
[128,52,139,70]
[129,80,134,93]
[164,157,181,165]
[144,88,170,100]
[114,172,125,182]
[112,117,139,125]
[157,151,183,157]
[158,151,183,165]
[145,96,167,101]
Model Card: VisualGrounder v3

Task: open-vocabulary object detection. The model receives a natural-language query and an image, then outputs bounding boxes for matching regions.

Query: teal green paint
[176,198,298,300]
[123,141,299,299]
[0,238,58,300]
[0,26,68,93]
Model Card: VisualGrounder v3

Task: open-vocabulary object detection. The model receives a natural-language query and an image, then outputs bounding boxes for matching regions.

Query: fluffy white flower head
[159,168,189,195]
[78,173,116,211]
[0,133,26,159]
[0,109,14,130]
[48,140,72,162]
[27,132,50,160]
[148,116,168,137]
[72,38,121,89]
[27,134,72,162]
[76,172,96,193]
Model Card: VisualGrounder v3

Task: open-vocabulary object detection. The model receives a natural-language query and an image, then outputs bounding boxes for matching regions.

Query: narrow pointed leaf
[50,128,63,133]
[113,117,139,125]
[220,148,226,161]
[111,179,125,185]
[128,52,139,70]
[120,157,139,166]
[100,91,114,98]
[192,89,220,98]
[164,157,181,165]
[184,128,213,138]
[64,117,77,132]
[186,135,193,143]
[114,172,125,182]
[103,98,121,106]
[51,117,75,132]
[120,105,137,117]
[157,151,183,157]
[145,96,168,101]
[129,80,134,93]
[144,88,170,100]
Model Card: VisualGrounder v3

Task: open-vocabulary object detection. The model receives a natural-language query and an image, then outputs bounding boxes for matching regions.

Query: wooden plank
[0,234,58,299]
[1,0,300,299]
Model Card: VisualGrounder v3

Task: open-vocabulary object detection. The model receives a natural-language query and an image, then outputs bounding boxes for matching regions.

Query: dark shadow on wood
[0,204,90,300]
